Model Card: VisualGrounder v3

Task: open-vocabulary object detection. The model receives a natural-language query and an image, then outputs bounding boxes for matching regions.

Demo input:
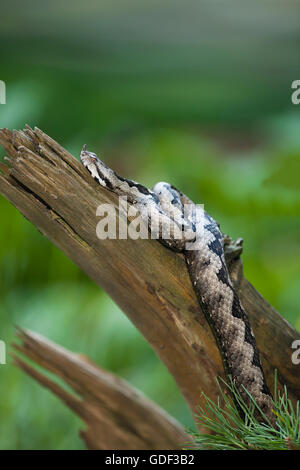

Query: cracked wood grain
[0,126,299,425]
[12,327,191,450]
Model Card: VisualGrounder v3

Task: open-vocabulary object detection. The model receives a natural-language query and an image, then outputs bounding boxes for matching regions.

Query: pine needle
[185,373,300,450]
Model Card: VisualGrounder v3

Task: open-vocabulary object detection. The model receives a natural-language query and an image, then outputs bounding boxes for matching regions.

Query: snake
[80,145,274,423]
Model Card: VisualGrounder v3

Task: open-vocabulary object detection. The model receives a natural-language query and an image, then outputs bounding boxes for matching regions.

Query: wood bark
[0,126,299,425]
[12,327,191,450]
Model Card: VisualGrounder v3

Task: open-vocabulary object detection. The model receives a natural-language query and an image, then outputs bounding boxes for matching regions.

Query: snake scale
[80,145,274,423]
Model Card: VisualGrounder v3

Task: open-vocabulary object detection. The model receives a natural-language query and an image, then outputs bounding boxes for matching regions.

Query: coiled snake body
[80,146,274,422]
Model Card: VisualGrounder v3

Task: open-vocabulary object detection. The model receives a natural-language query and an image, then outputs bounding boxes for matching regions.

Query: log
[12,327,191,450]
[0,126,299,420]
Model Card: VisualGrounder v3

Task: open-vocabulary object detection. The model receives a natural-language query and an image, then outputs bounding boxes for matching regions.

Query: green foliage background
[0,1,299,449]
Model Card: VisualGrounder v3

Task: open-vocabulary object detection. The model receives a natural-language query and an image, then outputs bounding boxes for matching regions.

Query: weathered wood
[12,327,191,450]
[0,126,299,420]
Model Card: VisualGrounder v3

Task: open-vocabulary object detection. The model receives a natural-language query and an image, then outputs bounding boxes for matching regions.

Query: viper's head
[80,144,99,166]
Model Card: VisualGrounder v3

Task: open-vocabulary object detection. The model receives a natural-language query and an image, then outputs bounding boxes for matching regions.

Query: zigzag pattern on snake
[80,145,274,423]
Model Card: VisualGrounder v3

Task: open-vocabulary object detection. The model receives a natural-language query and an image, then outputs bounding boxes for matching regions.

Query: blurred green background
[0,0,299,450]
